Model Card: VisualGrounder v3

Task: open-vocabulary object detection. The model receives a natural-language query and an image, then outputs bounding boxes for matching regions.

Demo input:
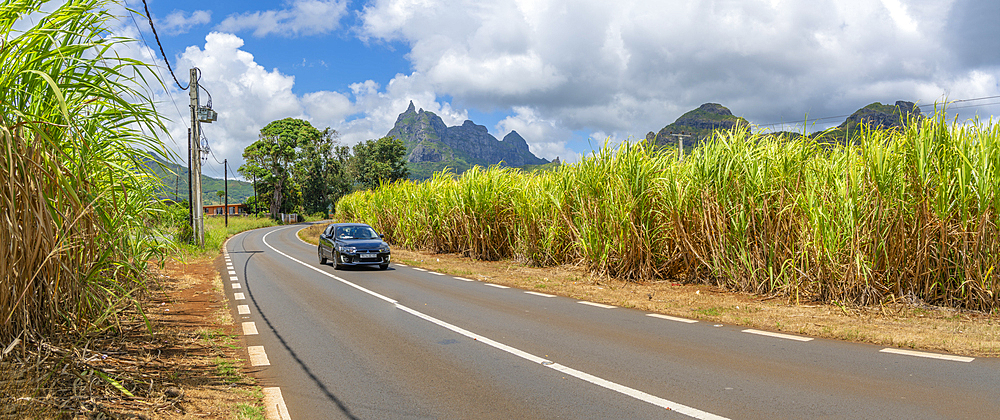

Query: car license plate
[361,253,376,259]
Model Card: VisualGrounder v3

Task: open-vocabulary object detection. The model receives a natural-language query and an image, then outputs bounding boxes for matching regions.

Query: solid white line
[525,291,556,297]
[263,387,292,420]
[248,346,270,366]
[647,314,698,324]
[454,277,474,282]
[237,305,250,315]
[260,226,727,419]
[742,329,814,342]
[234,292,245,300]
[230,276,239,281]
[485,284,510,289]
[242,322,258,335]
[578,301,616,309]
[232,283,242,289]
[879,348,974,362]
[262,229,397,304]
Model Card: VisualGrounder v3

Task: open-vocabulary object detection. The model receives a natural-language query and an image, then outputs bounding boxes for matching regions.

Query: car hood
[338,239,386,249]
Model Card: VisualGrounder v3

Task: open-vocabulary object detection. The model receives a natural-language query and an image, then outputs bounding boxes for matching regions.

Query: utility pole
[187,128,193,232]
[189,68,204,248]
[224,159,228,228]
[671,133,692,161]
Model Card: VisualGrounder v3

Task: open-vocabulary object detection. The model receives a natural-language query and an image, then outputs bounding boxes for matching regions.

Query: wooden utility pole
[189,68,204,248]
[224,159,228,228]
[187,128,193,231]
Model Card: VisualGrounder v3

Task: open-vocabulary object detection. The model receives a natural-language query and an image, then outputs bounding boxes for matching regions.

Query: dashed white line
[228,270,237,275]
[742,329,814,342]
[430,272,445,276]
[879,348,974,362]
[231,283,242,289]
[647,313,698,324]
[230,276,239,281]
[396,263,408,267]
[525,291,556,297]
[237,305,250,315]
[485,284,510,289]
[454,277,474,282]
[234,292,245,300]
[248,346,270,366]
[242,322,258,335]
[578,301,616,309]
[412,267,427,272]
[263,387,291,420]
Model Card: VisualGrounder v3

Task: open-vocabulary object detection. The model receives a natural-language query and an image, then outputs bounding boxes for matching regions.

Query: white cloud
[160,9,211,35]
[217,0,349,38]
[495,107,579,162]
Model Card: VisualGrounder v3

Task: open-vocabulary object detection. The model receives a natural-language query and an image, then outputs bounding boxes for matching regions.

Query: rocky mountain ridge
[387,101,549,178]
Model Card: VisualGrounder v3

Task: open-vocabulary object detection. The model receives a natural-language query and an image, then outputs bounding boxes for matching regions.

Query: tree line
[239,117,409,218]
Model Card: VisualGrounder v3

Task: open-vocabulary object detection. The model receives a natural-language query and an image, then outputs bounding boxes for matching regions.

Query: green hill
[142,156,255,205]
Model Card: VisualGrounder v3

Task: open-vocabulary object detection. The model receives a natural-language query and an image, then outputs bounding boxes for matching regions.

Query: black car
[318,223,391,270]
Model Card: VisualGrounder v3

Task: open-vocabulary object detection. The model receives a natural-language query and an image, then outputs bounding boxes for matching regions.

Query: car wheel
[379,263,388,270]
[333,252,343,270]
[318,246,327,264]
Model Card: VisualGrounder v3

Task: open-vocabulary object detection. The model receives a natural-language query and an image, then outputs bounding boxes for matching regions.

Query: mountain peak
[406,100,415,113]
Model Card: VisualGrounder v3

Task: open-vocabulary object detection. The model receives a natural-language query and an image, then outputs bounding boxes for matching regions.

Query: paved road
[223,224,999,419]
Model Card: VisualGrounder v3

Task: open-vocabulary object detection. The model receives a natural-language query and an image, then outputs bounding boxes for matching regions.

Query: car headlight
[340,246,357,253]
[380,244,390,253]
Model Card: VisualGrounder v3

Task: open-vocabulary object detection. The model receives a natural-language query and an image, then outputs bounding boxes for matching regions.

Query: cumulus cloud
[358,0,998,136]
[495,107,578,162]
[159,9,211,35]
[217,0,349,38]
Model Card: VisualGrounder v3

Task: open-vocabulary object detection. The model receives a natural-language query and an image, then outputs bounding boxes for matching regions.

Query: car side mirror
[379,234,384,239]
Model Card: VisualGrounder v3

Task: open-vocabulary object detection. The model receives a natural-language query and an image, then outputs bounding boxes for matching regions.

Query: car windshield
[336,226,379,240]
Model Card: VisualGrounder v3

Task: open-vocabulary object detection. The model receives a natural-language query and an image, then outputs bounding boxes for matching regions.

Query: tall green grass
[338,112,999,310]
[1,0,171,342]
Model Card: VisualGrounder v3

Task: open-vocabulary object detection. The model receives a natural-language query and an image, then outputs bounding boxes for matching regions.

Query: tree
[296,128,352,214]
[350,136,409,190]
[242,118,320,218]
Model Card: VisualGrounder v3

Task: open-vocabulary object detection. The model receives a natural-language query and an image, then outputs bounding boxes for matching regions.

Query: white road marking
[248,346,270,366]
[260,227,727,419]
[742,329,814,342]
[238,305,250,315]
[454,277,474,282]
[232,283,242,289]
[430,271,445,276]
[263,387,292,420]
[879,348,974,362]
[578,301,616,309]
[242,322,258,335]
[412,267,427,272]
[396,263,408,267]
[485,284,510,289]
[234,292,245,300]
[228,270,237,275]
[525,291,556,297]
[647,314,698,324]
[230,276,239,281]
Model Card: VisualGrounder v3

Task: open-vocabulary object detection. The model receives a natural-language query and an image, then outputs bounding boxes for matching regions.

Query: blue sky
[109,0,1000,178]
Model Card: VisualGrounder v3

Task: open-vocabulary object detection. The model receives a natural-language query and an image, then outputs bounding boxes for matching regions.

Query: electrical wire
[758,94,1000,129]
[139,0,188,90]
[126,4,183,149]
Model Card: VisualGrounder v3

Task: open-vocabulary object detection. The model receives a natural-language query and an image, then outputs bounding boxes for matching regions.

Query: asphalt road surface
[222,224,999,419]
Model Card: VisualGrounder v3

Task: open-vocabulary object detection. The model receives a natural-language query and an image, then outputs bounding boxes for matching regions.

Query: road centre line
[263,387,292,420]
[485,284,510,289]
[242,322,258,335]
[248,346,270,366]
[879,348,974,362]
[260,227,727,420]
[742,329,813,342]
[647,314,698,324]
[578,301,616,309]
[238,305,250,315]
[525,291,556,297]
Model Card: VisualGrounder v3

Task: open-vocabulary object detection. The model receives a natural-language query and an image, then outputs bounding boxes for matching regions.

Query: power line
[758,94,1000,129]
[127,5,184,149]
[139,0,188,91]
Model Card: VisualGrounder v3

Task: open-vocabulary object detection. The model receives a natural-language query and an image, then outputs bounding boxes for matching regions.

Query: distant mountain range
[646,100,924,148]
[142,156,255,204]
[387,101,552,179]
